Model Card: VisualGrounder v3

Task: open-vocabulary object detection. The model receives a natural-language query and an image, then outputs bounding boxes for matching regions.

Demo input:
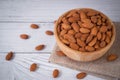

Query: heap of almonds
[57,9,113,52]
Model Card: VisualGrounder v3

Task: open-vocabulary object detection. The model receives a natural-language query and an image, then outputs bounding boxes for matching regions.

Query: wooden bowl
[54,8,116,62]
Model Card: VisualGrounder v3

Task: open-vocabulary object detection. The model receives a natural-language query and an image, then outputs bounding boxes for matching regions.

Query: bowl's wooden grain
[54,8,116,62]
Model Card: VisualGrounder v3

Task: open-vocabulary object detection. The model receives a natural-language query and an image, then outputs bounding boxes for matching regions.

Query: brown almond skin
[97,32,102,40]
[31,24,39,29]
[76,72,87,79]
[88,37,97,47]
[82,22,94,29]
[100,41,106,48]
[107,54,118,61]
[20,34,29,39]
[91,27,98,36]
[61,23,71,30]
[6,51,14,61]
[68,30,75,35]
[30,63,37,71]
[56,51,66,56]
[105,36,111,44]
[53,69,59,78]
[35,44,45,50]
[86,35,94,44]
[77,38,86,47]
[85,46,95,52]
[100,26,107,33]
[71,22,80,32]
[107,31,112,38]
[60,30,67,36]
[64,34,76,43]
[70,43,79,50]
[80,28,90,34]
[46,30,54,35]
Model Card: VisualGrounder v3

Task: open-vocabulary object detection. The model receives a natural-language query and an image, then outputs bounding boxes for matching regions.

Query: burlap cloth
[49,22,120,80]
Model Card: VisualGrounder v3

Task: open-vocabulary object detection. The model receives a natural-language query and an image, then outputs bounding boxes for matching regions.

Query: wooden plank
[0,0,120,22]
[0,23,55,52]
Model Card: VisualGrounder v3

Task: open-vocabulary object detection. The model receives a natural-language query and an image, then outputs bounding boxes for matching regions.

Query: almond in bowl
[54,8,116,62]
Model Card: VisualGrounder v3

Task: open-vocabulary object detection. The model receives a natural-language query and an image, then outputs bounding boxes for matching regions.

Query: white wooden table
[0,0,120,80]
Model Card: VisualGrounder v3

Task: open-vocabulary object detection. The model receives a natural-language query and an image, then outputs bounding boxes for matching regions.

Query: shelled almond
[57,8,113,52]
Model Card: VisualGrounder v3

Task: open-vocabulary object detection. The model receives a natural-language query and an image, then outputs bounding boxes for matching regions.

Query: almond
[61,38,69,45]
[100,41,106,48]
[88,37,97,47]
[71,22,80,32]
[82,22,94,29]
[75,33,82,38]
[6,51,14,61]
[60,30,67,36]
[80,28,90,33]
[76,72,87,79]
[61,23,71,30]
[97,19,102,26]
[80,11,87,19]
[70,43,79,50]
[100,26,107,33]
[91,27,98,36]
[101,33,106,41]
[68,30,75,35]
[86,35,94,44]
[85,46,95,52]
[77,38,86,47]
[94,41,100,49]
[30,63,37,71]
[56,51,66,56]
[80,34,89,41]
[107,54,118,61]
[62,17,70,24]
[73,13,79,18]
[46,30,54,35]
[97,32,102,40]
[68,16,79,22]
[31,24,39,29]
[107,31,112,38]
[20,34,29,39]
[79,47,86,52]
[87,11,98,16]
[53,69,59,78]
[81,19,91,23]
[105,36,111,44]
[91,16,97,23]
[64,34,76,43]
[35,44,45,50]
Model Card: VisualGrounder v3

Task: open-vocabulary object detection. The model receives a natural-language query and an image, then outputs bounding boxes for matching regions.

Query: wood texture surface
[0,0,120,80]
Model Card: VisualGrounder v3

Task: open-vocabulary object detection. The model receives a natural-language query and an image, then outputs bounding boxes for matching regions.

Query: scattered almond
[56,51,66,56]
[6,51,14,61]
[31,24,39,29]
[35,44,45,50]
[107,54,118,61]
[20,34,29,39]
[30,63,37,71]
[76,72,87,79]
[53,69,59,78]
[46,30,54,35]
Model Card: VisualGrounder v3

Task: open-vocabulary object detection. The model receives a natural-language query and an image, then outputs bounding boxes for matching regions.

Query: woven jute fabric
[49,22,120,80]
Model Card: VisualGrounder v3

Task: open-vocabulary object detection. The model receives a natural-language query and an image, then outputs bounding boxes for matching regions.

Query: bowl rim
[54,8,116,55]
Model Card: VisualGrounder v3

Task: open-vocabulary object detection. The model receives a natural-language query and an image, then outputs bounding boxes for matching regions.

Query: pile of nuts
[57,8,113,52]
